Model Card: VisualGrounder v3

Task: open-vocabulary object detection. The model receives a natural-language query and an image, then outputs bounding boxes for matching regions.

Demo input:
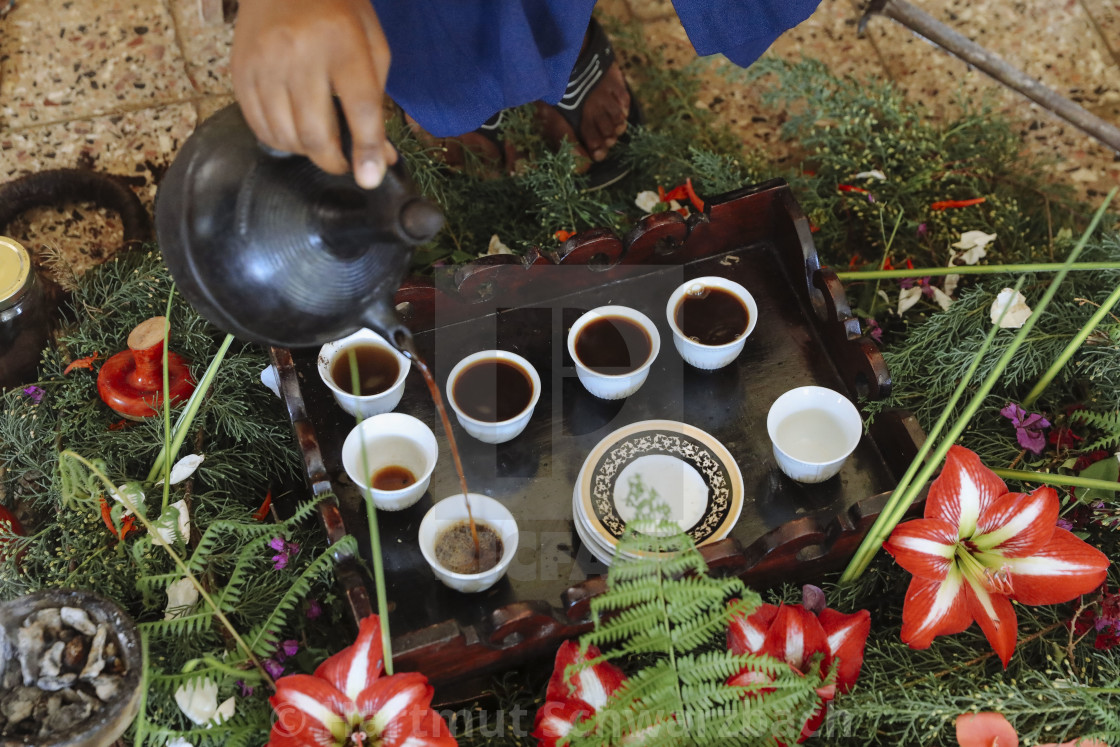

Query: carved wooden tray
[269,179,925,689]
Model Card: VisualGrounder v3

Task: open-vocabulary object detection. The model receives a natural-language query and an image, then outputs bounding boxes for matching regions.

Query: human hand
[231,0,397,189]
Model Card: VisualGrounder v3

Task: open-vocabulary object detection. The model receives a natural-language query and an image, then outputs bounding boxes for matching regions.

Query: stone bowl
[0,589,143,747]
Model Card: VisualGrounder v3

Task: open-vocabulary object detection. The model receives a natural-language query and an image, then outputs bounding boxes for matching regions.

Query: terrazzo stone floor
[0,0,1117,282]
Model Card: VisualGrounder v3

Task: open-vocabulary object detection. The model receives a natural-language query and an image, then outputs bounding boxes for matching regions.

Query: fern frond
[242,535,356,658]
[1072,409,1120,450]
[676,651,753,687]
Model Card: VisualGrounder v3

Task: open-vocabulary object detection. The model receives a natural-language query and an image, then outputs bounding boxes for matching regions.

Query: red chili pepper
[809,223,820,233]
[882,257,894,271]
[837,184,870,194]
[684,178,705,212]
[99,497,135,539]
[848,253,863,270]
[664,184,689,202]
[63,352,100,375]
[107,419,130,431]
[930,197,986,210]
[252,490,273,522]
[657,185,667,202]
[553,229,575,242]
[675,207,689,217]
[905,258,914,270]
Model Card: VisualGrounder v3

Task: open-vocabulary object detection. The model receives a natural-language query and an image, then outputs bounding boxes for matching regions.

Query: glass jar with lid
[0,236,50,390]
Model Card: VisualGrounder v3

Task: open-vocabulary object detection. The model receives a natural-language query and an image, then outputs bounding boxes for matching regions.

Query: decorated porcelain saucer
[573,420,744,560]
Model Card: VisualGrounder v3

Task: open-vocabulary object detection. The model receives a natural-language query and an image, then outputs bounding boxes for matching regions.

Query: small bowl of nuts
[0,589,142,747]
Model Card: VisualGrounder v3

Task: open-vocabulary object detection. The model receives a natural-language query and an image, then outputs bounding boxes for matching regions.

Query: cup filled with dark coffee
[665,276,758,370]
[446,350,541,444]
[342,413,438,510]
[418,493,519,593]
[568,305,660,399]
[318,328,410,418]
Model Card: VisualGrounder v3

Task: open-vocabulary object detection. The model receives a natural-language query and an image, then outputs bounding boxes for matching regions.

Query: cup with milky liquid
[766,386,862,483]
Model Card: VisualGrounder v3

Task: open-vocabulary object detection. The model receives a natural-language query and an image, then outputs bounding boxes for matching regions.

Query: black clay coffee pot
[155,103,443,350]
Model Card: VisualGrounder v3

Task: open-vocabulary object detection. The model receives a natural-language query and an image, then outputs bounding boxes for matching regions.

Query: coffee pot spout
[362,301,415,356]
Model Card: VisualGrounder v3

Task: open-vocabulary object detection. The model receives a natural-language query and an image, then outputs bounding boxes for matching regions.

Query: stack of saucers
[572,420,744,567]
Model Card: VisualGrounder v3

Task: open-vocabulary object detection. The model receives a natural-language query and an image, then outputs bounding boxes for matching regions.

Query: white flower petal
[111,483,144,517]
[167,454,204,486]
[260,365,281,399]
[175,679,220,726]
[990,288,1032,328]
[167,739,194,747]
[953,230,998,251]
[486,234,512,256]
[897,286,923,315]
[164,578,200,621]
[213,696,236,726]
[852,169,887,181]
[943,272,961,297]
[634,190,661,213]
[951,245,988,266]
[931,286,954,311]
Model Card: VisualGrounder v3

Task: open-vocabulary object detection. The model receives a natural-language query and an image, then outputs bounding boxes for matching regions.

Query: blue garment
[373,0,821,137]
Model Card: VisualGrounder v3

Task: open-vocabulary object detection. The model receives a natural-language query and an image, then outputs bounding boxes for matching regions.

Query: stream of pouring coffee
[400,341,482,559]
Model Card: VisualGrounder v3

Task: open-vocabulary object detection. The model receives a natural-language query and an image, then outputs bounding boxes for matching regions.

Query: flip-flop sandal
[553,17,644,191]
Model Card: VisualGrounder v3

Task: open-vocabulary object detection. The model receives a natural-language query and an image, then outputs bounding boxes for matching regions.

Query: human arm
[230,0,396,188]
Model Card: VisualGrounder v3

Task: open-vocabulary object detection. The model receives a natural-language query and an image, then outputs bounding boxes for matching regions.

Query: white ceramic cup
[568,305,660,400]
[766,386,863,484]
[342,413,438,511]
[446,350,541,444]
[318,328,410,419]
[665,276,758,370]
[419,493,519,593]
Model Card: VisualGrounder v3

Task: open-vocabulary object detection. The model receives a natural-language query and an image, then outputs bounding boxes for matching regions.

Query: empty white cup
[568,305,660,400]
[318,328,410,419]
[419,493,519,593]
[446,350,541,444]
[342,413,438,510]
[666,276,758,370]
[766,386,862,483]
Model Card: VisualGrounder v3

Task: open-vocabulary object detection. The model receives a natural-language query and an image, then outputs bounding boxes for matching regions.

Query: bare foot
[535,34,631,164]
[405,113,515,172]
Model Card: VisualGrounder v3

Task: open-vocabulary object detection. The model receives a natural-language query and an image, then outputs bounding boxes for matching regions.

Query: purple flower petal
[21,386,44,403]
[306,600,323,620]
[269,537,286,552]
[264,658,285,679]
[281,639,299,658]
[1056,518,1073,532]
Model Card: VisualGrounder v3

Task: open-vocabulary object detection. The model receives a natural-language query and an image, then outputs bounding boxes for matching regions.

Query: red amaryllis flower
[268,615,454,746]
[884,445,1111,667]
[532,641,628,747]
[956,711,1111,747]
[727,602,871,743]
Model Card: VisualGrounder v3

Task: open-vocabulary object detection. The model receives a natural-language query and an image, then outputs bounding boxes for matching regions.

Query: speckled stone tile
[0,103,197,279]
[1080,0,1120,68]
[633,0,886,171]
[860,0,1120,202]
[166,0,234,95]
[194,93,235,124]
[765,0,886,83]
[864,0,1120,127]
[0,0,194,129]
[625,0,677,22]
